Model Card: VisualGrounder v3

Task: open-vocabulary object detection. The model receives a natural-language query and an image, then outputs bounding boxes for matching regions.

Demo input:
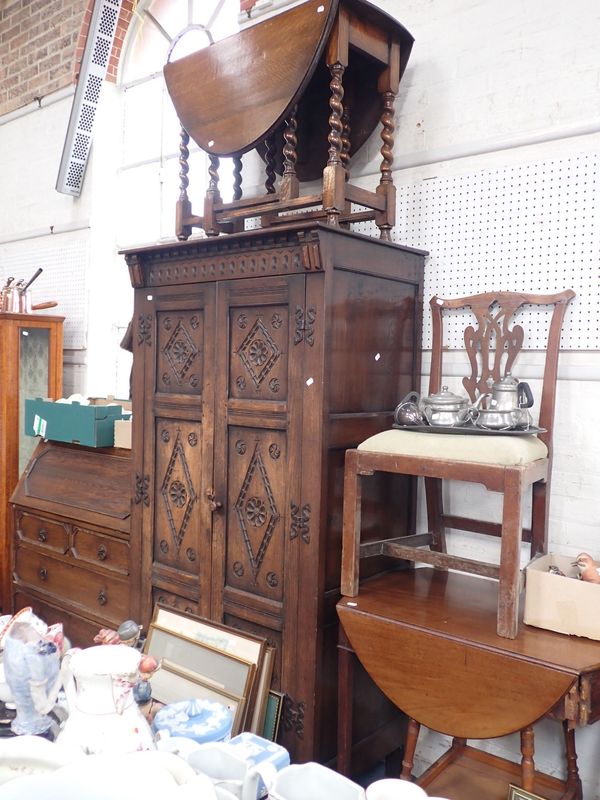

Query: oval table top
[337,568,600,739]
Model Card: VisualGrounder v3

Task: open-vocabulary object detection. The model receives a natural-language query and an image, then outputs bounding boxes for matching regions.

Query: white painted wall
[1,0,599,794]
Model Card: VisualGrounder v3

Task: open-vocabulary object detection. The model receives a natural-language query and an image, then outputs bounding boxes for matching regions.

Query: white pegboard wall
[0,232,89,349]
[351,151,599,350]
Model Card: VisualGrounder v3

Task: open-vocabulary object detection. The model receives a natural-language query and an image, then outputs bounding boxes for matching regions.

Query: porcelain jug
[56,644,156,754]
[268,762,366,800]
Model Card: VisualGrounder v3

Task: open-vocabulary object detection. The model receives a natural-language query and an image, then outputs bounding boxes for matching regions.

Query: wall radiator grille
[56,0,122,197]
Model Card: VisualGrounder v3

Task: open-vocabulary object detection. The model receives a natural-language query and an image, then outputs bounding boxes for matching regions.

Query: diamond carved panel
[161,430,197,549]
[234,442,279,580]
[154,420,202,576]
[230,307,288,401]
[227,431,286,600]
[156,311,203,395]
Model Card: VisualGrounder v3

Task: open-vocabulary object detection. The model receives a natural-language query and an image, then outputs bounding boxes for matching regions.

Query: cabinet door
[212,275,306,684]
[133,284,216,623]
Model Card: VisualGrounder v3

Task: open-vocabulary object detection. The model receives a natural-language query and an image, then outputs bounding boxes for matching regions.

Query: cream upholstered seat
[341,290,575,639]
[358,428,547,466]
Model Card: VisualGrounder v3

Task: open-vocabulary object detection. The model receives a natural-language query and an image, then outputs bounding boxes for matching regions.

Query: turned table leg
[563,721,583,800]
[520,726,535,792]
[401,718,420,780]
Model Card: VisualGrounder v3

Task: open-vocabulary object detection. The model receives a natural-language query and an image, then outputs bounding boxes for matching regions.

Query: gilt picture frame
[151,658,245,735]
[153,603,266,666]
[508,785,546,800]
[145,622,255,701]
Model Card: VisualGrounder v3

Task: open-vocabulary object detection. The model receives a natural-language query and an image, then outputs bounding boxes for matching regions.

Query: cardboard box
[114,417,132,449]
[25,397,130,448]
[524,553,600,640]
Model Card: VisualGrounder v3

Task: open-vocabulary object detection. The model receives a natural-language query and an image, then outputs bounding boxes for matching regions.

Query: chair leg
[530,478,550,558]
[498,468,525,638]
[341,450,363,597]
[401,718,420,780]
[425,477,447,554]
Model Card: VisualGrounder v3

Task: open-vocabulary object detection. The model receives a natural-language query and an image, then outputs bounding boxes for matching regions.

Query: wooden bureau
[10,440,132,647]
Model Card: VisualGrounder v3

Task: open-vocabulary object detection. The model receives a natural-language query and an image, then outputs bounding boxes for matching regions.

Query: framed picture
[151,658,245,735]
[262,690,284,742]
[508,785,546,800]
[145,623,255,701]
[153,604,266,666]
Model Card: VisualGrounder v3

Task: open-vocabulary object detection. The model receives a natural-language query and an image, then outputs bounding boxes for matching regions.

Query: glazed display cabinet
[0,313,63,614]
[124,222,424,765]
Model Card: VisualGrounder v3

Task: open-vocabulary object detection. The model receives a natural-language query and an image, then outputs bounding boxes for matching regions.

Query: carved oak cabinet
[124,222,424,764]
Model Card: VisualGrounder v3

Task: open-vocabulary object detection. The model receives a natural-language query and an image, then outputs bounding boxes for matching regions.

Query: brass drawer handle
[97,590,107,606]
[39,567,48,581]
[38,529,48,543]
[97,544,108,561]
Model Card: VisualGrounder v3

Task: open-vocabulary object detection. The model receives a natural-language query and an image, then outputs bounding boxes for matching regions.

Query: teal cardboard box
[25,398,130,448]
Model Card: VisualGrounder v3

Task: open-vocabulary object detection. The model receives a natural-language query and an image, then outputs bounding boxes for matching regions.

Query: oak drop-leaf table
[337,568,600,799]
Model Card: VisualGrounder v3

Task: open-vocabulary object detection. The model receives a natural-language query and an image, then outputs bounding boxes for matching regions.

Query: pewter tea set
[394,373,541,434]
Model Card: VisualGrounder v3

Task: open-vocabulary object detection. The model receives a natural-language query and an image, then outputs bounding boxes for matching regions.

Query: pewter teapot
[473,373,534,429]
[487,373,533,412]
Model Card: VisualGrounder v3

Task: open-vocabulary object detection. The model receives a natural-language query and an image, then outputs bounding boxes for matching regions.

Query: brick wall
[0,0,134,118]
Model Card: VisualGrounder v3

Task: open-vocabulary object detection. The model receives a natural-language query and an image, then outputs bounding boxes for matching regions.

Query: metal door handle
[206,490,223,513]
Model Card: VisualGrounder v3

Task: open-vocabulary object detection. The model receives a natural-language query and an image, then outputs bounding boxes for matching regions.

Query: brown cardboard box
[524,553,600,640]
[89,395,132,412]
[114,418,132,449]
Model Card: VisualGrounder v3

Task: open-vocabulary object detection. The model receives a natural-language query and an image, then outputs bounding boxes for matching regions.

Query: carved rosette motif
[237,318,281,388]
[234,443,280,582]
[233,561,244,577]
[160,431,197,550]
[268,443,280,460]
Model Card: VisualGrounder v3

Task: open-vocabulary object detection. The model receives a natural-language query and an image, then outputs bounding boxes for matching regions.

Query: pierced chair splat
[341,289,575,638]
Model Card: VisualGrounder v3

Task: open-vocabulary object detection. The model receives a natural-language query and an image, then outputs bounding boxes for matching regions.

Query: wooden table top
[337,568,600,738]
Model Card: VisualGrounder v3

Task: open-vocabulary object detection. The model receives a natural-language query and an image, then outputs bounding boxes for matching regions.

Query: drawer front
[12,589,101,650]
[71,527,129,575]
[15,511,69,554]
[14,549,129,627]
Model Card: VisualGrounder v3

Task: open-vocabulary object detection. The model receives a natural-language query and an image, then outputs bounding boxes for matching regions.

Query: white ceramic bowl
[366,778,427,800]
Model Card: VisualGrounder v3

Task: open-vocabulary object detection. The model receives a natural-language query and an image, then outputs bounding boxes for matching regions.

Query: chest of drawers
[10,440,132,647]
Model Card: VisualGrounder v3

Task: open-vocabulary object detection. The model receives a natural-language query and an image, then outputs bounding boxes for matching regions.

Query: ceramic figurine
[117,619,143,647]
[2,621,62,735]
[92,619,143,648]
[572,552,600,583]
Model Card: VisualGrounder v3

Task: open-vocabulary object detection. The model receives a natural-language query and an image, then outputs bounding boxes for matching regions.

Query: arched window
[116,0,240,247]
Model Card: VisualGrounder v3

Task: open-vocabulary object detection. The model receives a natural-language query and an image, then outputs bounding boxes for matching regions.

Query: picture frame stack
[144,603,276,737]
